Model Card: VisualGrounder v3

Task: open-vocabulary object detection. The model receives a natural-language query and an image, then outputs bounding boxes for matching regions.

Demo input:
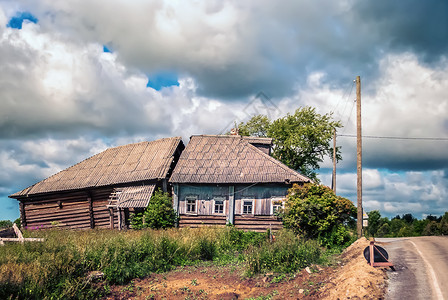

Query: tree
[440,212,448,235]
[402,213,415,224]
[426,214,438,222]
[143,190,176,229]
[0,220,13,228]
[423,221,440,236]
[377,222,390,237]
[413,219,428,236]
[238,107,341,181]
[367,210,382,237]
[237,115,270,137]
[390,218,405,236]
[282,183,356,246]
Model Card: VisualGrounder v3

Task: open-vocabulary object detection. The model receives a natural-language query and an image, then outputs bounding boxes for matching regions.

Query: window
[186,196,197,214]
[271,197,285,215]
[214,197,225,214]
[242,200,253,214]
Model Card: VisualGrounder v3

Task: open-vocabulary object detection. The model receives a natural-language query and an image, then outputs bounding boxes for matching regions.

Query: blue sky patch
[7,12,38,29]
[146,71,179,90]
[103,45,112,53]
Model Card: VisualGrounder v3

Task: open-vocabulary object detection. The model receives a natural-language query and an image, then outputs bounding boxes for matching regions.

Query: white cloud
[318,167,448,218]
[0,15,175,138]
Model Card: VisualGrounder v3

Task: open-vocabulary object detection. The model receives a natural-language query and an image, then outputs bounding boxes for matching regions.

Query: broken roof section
[115,185,156,208]
[10,137,184,198]
[170,135,311,184]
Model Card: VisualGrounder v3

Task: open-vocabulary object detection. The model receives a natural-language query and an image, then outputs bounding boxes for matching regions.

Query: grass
[0,226,329,299]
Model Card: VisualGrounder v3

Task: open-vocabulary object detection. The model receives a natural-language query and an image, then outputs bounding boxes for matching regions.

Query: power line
[332,80,355,115]
[333,80,355,135]
[340,99,355,135]
[338,134,448,141]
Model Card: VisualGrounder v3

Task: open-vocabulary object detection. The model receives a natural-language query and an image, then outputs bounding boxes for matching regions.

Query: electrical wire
[331,80,355,115]
[338,134,448,141]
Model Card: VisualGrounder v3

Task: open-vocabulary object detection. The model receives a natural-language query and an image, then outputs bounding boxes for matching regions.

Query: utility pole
[356,76,363,238]
[332,129,336,193]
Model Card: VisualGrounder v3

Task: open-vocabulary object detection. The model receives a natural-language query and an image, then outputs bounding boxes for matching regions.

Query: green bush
[144,190,176,229]
[129,190,176,230]
[318,224,356,249]
[197,238,216,261]
[129,212,145,229]
[282,183,356,246]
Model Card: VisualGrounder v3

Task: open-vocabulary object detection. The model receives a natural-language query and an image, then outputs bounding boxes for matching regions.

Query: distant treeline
[366,211,448,237]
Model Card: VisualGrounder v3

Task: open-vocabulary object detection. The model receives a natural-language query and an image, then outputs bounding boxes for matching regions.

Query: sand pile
[320,238,387,299]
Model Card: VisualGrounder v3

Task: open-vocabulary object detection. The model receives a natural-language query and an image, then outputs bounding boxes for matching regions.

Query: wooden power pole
[356,76,363,237]
[332,129,336,193]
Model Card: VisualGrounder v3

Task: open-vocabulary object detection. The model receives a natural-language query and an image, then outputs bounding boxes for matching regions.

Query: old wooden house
[169,135,311,232]
[9,137,184,230]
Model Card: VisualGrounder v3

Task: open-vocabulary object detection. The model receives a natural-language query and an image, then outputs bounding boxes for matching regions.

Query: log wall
[234,215,283,232]
[178,215,227,228]
[21,187,118,230]
[177,215,283,232]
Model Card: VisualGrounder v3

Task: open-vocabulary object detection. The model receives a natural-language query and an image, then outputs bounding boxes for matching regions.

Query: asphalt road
[376,236,448,300]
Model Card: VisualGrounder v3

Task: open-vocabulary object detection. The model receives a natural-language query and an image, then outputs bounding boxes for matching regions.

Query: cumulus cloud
[0,1,447,220]
[0,18,174,139]
[14,0,445,99]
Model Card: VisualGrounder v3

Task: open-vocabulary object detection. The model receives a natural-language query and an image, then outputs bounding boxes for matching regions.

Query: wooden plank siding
[175,183,288,232]
[21,187,118,230]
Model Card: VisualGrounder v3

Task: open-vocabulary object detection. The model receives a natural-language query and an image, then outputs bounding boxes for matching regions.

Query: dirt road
[377,236,448,300]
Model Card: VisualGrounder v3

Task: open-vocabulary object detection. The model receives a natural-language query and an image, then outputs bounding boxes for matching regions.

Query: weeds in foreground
[0,227,333,299]
[245,230,323,275]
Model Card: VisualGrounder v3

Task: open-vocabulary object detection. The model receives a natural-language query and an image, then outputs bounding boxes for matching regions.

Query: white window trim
[213,196,226,215]
[271,197,285,215]
[185,195,198,215]
[241,197,254,215]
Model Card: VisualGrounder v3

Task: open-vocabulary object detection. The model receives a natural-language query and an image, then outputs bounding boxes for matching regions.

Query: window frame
[241,197,254,215]
[213,196,226,215]
[185,195,198,215]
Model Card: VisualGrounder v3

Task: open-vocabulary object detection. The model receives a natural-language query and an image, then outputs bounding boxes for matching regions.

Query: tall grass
[245,230,322,275]
[0,227,325,299]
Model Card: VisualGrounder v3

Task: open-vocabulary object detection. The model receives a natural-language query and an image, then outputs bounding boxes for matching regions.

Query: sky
[0,0,447,221]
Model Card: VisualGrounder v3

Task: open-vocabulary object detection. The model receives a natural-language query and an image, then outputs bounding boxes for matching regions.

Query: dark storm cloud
[195,0,448,99]
[352,0,448,63]
[335,138,448,172]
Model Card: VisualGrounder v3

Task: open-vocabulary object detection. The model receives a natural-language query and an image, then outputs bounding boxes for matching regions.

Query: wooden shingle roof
[10,137,183,198]
[169,135,310,184]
